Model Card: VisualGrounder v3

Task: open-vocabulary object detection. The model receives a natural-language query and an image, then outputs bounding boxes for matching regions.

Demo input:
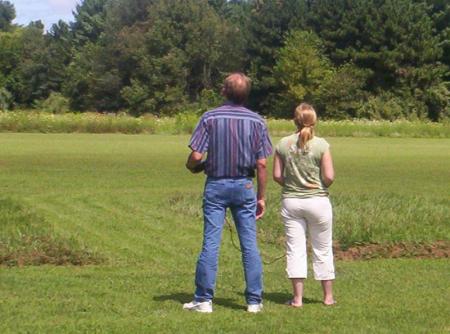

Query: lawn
[0,133,449,333]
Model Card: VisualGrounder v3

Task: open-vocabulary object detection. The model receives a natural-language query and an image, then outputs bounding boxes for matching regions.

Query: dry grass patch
[334,241,450,261]
[0,197,103,267]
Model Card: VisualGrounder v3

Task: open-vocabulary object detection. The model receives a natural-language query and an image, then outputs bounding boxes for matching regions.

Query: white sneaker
[183,300,213,313]
[247,303,263,313]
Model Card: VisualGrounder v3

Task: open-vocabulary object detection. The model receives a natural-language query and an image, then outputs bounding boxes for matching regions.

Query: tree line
[0,0,449,120]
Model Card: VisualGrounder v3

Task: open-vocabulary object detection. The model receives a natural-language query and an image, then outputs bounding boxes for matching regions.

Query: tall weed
[0,111,449,137]
[166,191,449,249]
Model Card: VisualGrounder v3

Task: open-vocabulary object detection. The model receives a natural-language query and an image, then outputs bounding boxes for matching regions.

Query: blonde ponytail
[294,103,317,151]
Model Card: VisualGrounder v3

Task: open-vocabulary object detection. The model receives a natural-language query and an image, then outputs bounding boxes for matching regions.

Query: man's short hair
[222,72,251,105]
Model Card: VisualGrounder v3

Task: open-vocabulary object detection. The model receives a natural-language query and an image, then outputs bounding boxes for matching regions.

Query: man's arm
[255,158,267,220]
[186,151,204,173]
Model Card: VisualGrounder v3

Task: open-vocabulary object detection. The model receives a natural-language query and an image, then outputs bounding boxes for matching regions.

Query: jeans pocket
[240,182,256,203]
[204,182,222,203]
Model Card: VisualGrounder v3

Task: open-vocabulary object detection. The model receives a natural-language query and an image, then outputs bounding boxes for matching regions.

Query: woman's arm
[272,152,285,186]
[321,149,335,187]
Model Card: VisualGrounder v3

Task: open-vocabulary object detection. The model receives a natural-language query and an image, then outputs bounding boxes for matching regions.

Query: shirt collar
[222,100,245,107]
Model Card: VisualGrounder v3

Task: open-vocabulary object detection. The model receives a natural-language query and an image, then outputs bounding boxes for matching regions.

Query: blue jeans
[194,177,263,305]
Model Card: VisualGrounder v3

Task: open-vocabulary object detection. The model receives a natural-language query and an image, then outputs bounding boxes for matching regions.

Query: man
[183,72,272,313]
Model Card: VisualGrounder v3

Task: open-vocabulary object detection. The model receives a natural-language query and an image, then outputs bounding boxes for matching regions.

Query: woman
[273,103,335,307]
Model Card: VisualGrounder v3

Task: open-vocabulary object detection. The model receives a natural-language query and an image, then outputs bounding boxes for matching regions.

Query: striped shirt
[189,103,273,178]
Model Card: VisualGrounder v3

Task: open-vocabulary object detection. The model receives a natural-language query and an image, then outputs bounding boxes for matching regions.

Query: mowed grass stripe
[0,133,449,333]
[1,134,449,257]
[31,196,190,267]
[1,134,449,248]
[1,260,449,333]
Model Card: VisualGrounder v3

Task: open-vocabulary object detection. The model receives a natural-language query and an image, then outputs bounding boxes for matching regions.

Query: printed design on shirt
[286,143,320,189]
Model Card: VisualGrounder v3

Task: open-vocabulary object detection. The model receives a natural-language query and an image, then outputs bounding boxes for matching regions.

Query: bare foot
[285,299,303,308]
[323,299,336,306]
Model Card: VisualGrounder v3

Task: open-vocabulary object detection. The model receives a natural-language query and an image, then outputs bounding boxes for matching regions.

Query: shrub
[39,92,70,114]
[197,89,222,111]
[272,30,333,117]
[174,111,200,134]
[424,81,450,121]
[121,80,155,116]
[0,87,13,111]
[315,64,370,119]
[357,93,405,121]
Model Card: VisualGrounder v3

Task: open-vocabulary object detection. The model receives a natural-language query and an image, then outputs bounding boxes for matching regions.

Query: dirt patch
[333,241,450,261]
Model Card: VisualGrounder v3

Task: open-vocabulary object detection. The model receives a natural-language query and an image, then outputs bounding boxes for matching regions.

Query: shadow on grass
[153,292,244,311]
[264,292,321,305]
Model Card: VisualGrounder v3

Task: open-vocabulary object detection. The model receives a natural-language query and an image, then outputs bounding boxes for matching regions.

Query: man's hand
[190,161,205,174]
[256,199,265,220]
[186,151,204,174]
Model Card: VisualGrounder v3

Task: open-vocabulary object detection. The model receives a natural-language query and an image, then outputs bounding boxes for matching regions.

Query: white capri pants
[281,196,335,280]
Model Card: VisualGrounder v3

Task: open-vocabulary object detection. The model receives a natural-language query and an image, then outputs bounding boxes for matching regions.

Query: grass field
[0,133,449,333]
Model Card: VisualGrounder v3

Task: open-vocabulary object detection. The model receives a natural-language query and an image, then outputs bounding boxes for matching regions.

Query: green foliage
[118,0,244,115]
[71,0,109,47]
[0,0,448,121]
[424,80,450,120]
[0,111,159,134]
[272,30,333,117]
[0,23,56,107]
[315,64,370,119]
[424,0,450,72]
[357,93,406,121]
[197,89,223,111]
[0,29,24,101]
[1,111,449,138]
[62,0,125,112]
[121,80,155,115]
[64,42,123,111]
[104,0,153,29]
[312,119,450,138]
[0,86,12,110]
[45,21,73,94]
[395,64,450,121]
[305,0,448,120]
[273,31,370,119]
[309,0,442,77]
[0,0,14,32]
[174,111,201,134]
[38,92,70,114]
[244,0,308,113]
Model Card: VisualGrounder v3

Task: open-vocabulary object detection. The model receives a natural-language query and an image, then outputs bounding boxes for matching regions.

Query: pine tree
[0,0,15,32]
[244,0,309,113]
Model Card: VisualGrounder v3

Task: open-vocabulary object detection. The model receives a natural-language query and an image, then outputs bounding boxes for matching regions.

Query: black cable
[225,217,285,265]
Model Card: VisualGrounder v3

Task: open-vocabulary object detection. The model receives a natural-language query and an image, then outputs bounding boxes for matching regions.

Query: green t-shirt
[275,134,330,198]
